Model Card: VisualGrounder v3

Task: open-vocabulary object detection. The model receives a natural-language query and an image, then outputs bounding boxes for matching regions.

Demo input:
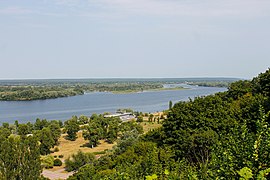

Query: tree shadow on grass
[64,135,77,141]
[80,142,100,148]
[80,142,91,148]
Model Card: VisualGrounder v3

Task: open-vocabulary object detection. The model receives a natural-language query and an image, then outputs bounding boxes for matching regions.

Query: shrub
[53,159,62,166]
[65,150,95,172]
[136,116,143,123]
[93,151,106,155]
[41,155,54,169]
[54,147,59,152]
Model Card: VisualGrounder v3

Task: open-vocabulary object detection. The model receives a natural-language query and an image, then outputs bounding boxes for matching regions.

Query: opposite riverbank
[111,86,188,94]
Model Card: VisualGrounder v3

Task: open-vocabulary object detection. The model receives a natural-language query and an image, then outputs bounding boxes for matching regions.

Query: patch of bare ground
[51,131,116,159]
[43,131,116,179]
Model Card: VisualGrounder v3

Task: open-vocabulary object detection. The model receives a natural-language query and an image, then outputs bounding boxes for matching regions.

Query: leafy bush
[53,158,62,166]
[54,147,59,152]
[41,155,54,169]
[136,116,143,122]
[65,150,95,172]
[93,151,106,155]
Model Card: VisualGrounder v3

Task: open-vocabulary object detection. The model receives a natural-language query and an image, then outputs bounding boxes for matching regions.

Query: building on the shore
[104,112,136,121]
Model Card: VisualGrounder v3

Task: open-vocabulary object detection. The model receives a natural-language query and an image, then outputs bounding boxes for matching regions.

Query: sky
[0,0,269,79]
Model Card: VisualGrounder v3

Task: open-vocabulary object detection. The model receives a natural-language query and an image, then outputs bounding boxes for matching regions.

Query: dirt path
[42,169,74,180]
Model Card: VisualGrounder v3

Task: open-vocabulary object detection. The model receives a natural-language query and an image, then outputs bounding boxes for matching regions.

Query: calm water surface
[0,85,226,124]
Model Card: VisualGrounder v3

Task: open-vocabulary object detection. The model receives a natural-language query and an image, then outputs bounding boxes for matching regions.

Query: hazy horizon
[0,77,241,81]
[1,0,269,79]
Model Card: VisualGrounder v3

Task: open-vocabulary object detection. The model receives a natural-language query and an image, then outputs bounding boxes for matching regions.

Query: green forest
[0,68,270,179]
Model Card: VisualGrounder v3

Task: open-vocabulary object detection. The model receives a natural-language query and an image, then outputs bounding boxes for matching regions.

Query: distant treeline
[187,81,231,87]
[0,83,162,101]
[0,78,236,101]
[0,78,239,86]
[0,86,84,101]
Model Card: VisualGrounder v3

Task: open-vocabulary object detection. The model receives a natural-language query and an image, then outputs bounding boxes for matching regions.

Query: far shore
[0,87,189,101]
[111,87,189,94]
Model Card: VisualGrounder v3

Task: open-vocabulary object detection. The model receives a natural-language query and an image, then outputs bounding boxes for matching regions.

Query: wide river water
[0,84,226,124]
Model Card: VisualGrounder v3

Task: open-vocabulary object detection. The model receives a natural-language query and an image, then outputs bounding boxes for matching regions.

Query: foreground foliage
[68,68,270,179]
[0,135,42,179]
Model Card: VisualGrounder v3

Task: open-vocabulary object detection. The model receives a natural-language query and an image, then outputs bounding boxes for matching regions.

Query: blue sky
[0,0,269,79]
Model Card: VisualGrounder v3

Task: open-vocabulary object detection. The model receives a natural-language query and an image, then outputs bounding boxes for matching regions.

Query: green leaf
[237,167,253,180]
[145,174,158,180]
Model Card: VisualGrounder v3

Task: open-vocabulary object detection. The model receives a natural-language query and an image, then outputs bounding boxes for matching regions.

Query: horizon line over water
[0,77,241,81]
[0,78,239,86]
[0,85,227,124]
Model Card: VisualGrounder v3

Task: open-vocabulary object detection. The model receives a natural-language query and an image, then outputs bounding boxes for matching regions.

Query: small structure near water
[104,112,136,121]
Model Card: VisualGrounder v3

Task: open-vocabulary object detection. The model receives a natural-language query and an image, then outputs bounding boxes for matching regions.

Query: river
[0,84,227,124]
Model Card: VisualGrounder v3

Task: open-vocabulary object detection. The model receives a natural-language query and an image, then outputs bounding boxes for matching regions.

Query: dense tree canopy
[64,116,80,141]
[34,127,55,155]
[0,135,42,179]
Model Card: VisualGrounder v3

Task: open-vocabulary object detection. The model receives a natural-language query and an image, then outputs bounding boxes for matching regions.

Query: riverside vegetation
[0,68,269,179]
[0,78,236,101]
[0,83,161,101]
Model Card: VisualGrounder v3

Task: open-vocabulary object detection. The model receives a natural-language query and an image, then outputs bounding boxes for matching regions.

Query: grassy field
[141,112,164,133]
[141,121,162,133]
[48,131,115,173]
[46,114,164,173]
[51,131,115,160]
